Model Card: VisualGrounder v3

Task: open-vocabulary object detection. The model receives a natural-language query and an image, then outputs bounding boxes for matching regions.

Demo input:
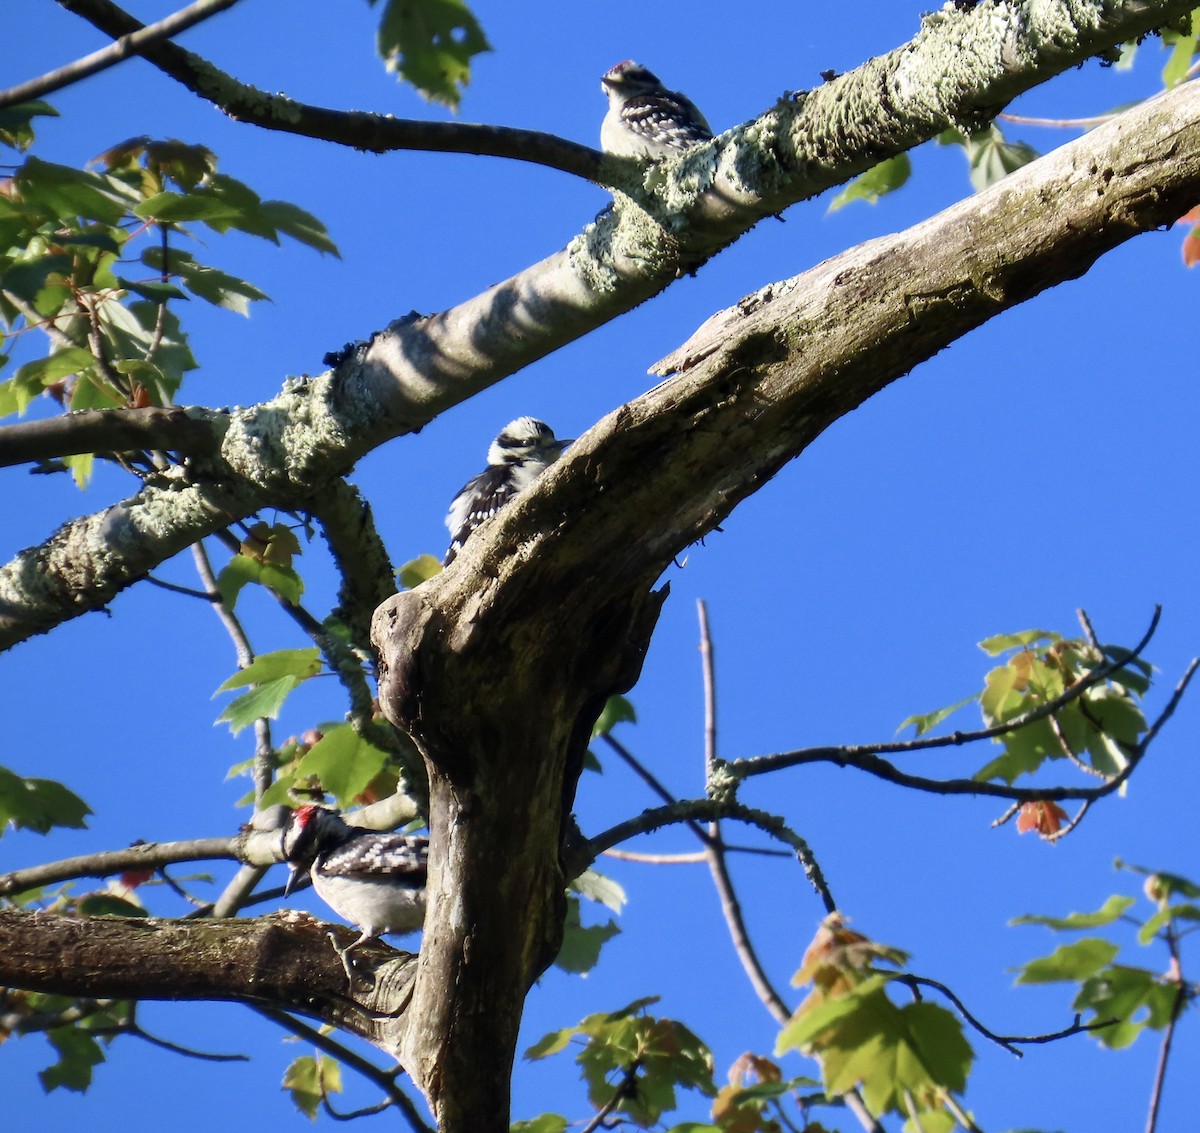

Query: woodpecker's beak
[555,438,574,454]
[283,864,303,898]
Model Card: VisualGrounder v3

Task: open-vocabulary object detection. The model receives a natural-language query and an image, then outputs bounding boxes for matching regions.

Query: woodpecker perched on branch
[443,416,571,565]
[281,805,428,982]
[600,60,713,159]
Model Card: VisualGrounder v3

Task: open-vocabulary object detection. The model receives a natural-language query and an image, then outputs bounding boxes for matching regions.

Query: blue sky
[4,2,1199,1130]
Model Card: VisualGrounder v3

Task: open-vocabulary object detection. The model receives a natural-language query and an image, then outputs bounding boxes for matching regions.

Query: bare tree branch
[0,0,241,110]
[1145,926,1189,1133]
[0,406,220,469]
[696,600,794,1027]
[729,605,1162,780]
[309,479,396,654]
[52,0,605,184]
[191,539,274,804]
[725,624,1200,804]
[601,848,710,864]
[0,836,246,897]
[580,799,836,913]
[897,974,1117,1057]
[601,733,714,847]
[112,1016,250,1062]
[0,810,305,900]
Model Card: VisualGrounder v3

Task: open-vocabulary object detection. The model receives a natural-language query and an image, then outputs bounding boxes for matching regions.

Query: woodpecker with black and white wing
[600,61,713,159]
[281,804,428,981]
[443,416,571,565]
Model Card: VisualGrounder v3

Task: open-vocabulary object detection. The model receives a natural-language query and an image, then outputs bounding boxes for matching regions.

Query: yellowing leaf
[283,1053,342,1119]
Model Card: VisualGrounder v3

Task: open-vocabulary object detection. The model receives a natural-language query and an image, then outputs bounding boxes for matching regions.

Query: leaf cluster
[901,627,1152,786]
[526,996,718,1128]
[1013,863,1200,1049]
[779,916,972,1132]
[0,113,333,483]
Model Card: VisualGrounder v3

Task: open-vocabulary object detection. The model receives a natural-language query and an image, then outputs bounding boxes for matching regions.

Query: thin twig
[1136,658,1199,755]
[999,111,1118,129]
[81,295,131,399]
[155,865,208,907]
[120,1019,249,1062]
[1045,709,1107,779]
[727,650,1197,805]
[990,802,1021,828]
[597,735,788,859]
[602,848,710,864]
[321,1095,394,1121]
[694,604,879,1133]
[601,733,715,848]
[698,599,718,787]
[903,1090,927,1133]
[0,0,241,109]
[940,1091,982,1133]
[580,1062,640,1133]
[0,837,239,897]
[209,523,392,757]
[897,975,1116,1056]
[1076,607,1100,649]
[732,608,1163,782]
[1,997,113,1034]
[697,600,794,1026]
[143,574,216,601]
[144,222,171,366]
[210,864,270,919]
[584,799,837,914]
[1145,927,1188,1133]
[193,539,274,803]
[0,290,80,352]
[1046,799,1092,842]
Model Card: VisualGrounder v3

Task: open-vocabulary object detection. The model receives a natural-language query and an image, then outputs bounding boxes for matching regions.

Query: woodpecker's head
[486,417,571,468]
[601,60,662,100]
[281,805,345,894]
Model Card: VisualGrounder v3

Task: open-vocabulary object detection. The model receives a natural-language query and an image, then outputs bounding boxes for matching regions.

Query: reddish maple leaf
[1178,207,1200,267]
[1016,800,1068,838]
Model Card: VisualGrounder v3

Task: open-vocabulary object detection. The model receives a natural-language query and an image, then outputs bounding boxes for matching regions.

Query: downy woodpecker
[600,61,713,159]
[443,417,571,564]
[281,805,428,981]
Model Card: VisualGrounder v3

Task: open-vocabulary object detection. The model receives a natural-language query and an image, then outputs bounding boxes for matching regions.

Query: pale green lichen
[217,375,358,490]
[655,144,720,212]
[184,51,304,126]
[568,198,680,294]
[722,116,792,200]
[706,760,740,803]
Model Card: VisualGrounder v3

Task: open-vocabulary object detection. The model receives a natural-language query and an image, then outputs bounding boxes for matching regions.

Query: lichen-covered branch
[309,479,397,652]
[5,3,1192,653]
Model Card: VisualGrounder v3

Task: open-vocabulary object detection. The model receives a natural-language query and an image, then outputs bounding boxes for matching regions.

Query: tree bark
[0,908,418,1054]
